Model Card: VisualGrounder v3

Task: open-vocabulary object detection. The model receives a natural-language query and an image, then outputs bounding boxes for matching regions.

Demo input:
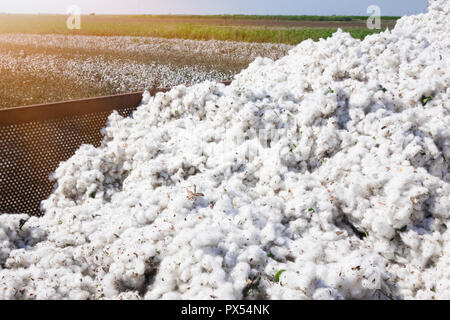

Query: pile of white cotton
[0,0,449,300]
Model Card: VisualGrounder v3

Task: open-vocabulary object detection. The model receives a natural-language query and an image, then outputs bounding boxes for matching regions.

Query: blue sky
[0,0,427,16]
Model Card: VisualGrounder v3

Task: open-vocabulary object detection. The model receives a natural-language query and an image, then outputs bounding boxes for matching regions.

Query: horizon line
[0,12,403,17]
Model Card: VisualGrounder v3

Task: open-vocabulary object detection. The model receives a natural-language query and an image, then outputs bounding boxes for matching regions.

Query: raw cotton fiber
[0,0,449,300]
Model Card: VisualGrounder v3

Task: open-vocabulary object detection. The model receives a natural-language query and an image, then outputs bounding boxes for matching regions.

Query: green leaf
[328,87,334,94]
[421,95,434,106]
[308,208,315,213]
[274,269,286,283]
[89,192,96,199]
[58,220,63,225]
[397,225,407,233]
[268,252,275,259]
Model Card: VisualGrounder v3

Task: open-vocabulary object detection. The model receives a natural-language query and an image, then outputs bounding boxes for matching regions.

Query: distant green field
[0,14,398,44]
[130,14,401,21]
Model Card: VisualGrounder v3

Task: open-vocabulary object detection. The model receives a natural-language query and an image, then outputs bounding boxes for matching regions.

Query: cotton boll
[349,89,372,109]
[372,216,396,239]
[141,90,151,105]
[230,262,250,293]
[312,287,343,300]
[239,245,266,266]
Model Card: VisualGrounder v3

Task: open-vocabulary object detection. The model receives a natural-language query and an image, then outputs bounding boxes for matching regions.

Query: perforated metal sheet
[0,108,135,216]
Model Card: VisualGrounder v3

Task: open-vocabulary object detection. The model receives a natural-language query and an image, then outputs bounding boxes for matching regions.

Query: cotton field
[0,0,449,300]
[0,51,232,93]
[0,34,293,64]
[0,34,292,107]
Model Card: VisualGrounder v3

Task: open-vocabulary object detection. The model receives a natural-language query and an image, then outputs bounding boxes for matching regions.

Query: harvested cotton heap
[0,0,449,300]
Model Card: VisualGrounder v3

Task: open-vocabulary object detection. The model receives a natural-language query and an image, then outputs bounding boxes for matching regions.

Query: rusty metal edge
[0,80,232,126]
